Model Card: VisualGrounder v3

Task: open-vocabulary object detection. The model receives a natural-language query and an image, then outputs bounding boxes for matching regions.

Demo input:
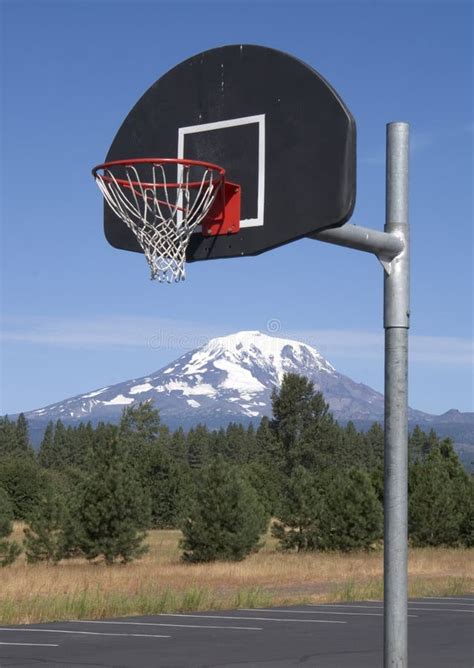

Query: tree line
[0,373,472,565]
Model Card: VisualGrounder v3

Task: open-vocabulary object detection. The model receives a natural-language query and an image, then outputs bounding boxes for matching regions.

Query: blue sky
[1,0,472,417]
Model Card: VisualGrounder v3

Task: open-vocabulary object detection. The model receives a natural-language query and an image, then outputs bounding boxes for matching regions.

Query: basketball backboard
[101,44,356,263]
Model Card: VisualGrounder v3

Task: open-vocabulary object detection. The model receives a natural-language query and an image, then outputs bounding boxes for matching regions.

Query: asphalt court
[0,596,472,667]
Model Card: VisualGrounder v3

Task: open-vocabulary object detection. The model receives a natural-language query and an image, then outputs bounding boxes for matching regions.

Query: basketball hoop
[92,158,239,283]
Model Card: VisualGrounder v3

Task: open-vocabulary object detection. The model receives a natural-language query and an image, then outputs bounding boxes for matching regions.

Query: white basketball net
[94,162,223,283]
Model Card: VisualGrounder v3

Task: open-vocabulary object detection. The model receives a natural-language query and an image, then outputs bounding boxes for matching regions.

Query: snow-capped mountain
[21,331,473,441]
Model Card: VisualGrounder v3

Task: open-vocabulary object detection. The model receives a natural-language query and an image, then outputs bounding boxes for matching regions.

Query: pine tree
[0,487,21,566]
[23,486,67,563]
[409,442,474,547]
[181,458,269,562]
[168,427,188,463]
[38,422,56,468]
[253,417,285,512]
[92,422,118,451]
[0,456,45,520]
[186,424,211,469]
[210,427,228,460]
[46,465,88,510]
[225,423,249,464]
[340,421,365,468]
[62,426,76,467]
[147,449,193,529]
[459,477,474,548]
[52,420,68,466]
[409,425,426,462]
[370,465,384,506]
[118,403,190,529]
[298,410,339,472]
[15,414,34,457]
[255,416,284,469]
[423,429,440,459]
[316,467,383,551]
[38,420,71,469]
[439,438,467,476]
[120,401,161,443]
[0,415,33,459]
[242,461,280,517]
[119,402,160,480]
[364,422,384,469]
[246,423,257,462]
[70,422,94,469]
[270,373,336,473]
[0,416,17,457]
[272,466,322,551]
[364,422,385,503]
[51,468,88,560]
[74,436,151,564]
[271,373,319,459]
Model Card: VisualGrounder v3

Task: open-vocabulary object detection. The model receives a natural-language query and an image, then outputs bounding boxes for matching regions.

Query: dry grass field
[2,524,472,624]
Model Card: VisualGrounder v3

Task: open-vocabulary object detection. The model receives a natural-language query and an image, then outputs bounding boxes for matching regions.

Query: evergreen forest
[1,374,472,566]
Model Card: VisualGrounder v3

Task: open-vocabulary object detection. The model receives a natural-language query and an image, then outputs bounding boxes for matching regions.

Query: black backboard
[103,44,356,262]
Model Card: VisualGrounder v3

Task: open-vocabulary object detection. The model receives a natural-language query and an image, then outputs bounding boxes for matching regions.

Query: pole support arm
[311,223,405,275]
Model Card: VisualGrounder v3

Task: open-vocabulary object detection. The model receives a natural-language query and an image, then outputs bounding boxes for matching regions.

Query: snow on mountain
[20,330,472,440]
[24,331,338,425]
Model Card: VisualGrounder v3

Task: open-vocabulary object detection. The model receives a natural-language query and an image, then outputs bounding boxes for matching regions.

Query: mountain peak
[14,329,473,447]
[190,330,336,382]
[24,329,461,436]
[25,330,341,426]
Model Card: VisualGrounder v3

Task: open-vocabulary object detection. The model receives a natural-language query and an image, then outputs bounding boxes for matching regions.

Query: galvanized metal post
[384,122,410,667]
[311,121,410,665]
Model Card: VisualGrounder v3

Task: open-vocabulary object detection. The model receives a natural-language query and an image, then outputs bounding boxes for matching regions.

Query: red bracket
[201,182,241,237]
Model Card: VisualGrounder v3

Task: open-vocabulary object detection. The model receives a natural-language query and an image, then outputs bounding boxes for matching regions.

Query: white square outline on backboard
[177,114,265,229]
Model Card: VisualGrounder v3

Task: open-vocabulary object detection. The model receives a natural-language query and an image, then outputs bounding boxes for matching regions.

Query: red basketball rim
[92,157,226,189]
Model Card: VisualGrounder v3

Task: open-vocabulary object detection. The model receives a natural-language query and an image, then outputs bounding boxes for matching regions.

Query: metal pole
[384,122,410,667]
[311,122,410,665]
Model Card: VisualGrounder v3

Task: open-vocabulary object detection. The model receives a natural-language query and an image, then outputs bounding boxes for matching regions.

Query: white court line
[73,620,262,631]
[335,602,472,614]
[247,607,418,618]
[0,642,59,647]
[368,597,474,605]
[311,604,384,609]
[243,607,383,618]
[353,604,473,614]
[422,596,474,602]
[311,601,473,611]
[0,628,169,639]
[343,602,472,614]
[155,613,345,625]
[406,608,473,614]
[405,601,474,607]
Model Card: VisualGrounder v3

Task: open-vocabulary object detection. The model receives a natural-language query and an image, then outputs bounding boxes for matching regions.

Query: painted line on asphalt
[348,601,472,614]
[243,607,384,617]
[368,597,474,605]
[405,601,474,607]
[0,628,170,639]
[73,620,262,631]
[422,597,474,603]
[247,607,418,618]
[0,642,59,647]
[405,607,473,614]
[310,604,384,609]
[155,613,346,625]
